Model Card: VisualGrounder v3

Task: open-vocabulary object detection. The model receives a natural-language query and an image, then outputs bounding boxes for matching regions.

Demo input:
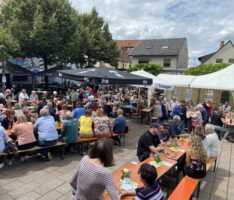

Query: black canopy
[58,67,152,85]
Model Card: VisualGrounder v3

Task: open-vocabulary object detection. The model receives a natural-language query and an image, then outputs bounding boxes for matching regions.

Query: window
[229,59,234,63]
[139,60,149,64]
[162,46,169,49]
[205,90,213,101]
[216,58,223,63]
[185,88,193,101]
[163,58,171,68]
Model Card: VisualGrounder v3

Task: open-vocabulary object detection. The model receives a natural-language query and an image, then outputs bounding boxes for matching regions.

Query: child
[121,163,164,200]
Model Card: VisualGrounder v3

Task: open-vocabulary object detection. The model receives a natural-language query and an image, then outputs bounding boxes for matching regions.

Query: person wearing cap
[158,123,171,144]
[137,123,164,162]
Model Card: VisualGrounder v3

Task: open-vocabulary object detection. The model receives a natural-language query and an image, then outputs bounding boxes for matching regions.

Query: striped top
[70,156,118,200]
[135,182,164,200]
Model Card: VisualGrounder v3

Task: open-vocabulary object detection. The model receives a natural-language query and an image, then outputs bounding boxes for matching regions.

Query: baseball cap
[150,122,160,129]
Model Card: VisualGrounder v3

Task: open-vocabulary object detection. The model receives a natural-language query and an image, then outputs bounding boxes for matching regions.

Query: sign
[2,75,6,83]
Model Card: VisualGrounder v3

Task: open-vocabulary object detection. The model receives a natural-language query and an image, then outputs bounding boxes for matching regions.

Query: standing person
[204,101,212,120]
[191,105,203,128]
[12,115,36,150]
[78,110,94,138]
[70,138,119,200]
[222,102,231,113]
[121,163,164,200]
[137,123,164,162]
[169,97,178,115]
[205,124,221,157]
[93,108,111,138]
[184,135,207,179]
[150,101,163,120]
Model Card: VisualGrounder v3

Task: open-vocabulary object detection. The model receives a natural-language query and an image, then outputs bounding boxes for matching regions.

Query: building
[198,40,234,64]
[116,40,139,70]
[128,38,188,74]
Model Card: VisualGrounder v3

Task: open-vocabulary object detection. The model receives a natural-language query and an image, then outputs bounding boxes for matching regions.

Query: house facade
[129,38,188,74]
[198,41,234,64]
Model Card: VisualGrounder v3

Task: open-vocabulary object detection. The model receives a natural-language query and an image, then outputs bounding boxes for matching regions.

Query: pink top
[13,122,36,145]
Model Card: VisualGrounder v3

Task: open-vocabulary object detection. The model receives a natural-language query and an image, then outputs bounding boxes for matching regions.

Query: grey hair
[40,108,49,117]
[173,115,181,123]
[0,93,4,98]
[205,124,214,134]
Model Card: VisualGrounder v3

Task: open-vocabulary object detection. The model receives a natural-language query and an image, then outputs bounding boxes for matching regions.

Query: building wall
[178,40,188,69]
[204,42,234,64]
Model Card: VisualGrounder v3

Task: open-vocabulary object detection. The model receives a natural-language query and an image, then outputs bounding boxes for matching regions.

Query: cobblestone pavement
[0,120,233,200]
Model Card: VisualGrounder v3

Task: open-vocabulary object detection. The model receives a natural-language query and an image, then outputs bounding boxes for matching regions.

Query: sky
[70,0,234,66]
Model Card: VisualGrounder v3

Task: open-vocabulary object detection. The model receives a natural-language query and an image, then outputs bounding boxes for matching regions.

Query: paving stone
[34,179,64,195]
[57,192,72,200]
[37,190,63,200]
[55,182,72,194]
[17,191,41,200]
[0,194,14,200]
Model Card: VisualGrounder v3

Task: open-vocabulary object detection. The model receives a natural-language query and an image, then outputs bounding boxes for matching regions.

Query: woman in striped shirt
[70,138,119,200]
[121,163,164,200]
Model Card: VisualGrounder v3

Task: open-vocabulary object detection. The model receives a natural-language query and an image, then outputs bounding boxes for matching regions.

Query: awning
[190,64,234,91]
[58,67,153,85]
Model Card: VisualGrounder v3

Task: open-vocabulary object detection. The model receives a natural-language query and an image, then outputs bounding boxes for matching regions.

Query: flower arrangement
[121,168,131,180]
[153,153,161,163]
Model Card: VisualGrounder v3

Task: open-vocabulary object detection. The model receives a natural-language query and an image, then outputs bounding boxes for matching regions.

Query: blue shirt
[61,118,78,143]
[34,115,58,141]
[73,107,85,120]
[113,116,126,134]
[0,125,9,153]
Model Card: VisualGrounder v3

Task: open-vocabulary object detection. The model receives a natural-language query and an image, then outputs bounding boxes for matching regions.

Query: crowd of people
[0,84,230,199]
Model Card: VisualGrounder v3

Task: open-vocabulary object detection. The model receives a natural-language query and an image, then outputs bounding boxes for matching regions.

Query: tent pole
[197,89,201,104]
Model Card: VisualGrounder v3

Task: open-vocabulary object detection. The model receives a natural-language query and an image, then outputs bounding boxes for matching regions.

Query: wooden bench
[77,132,128,155]
[0,142,67,160]
[168,176,200,200]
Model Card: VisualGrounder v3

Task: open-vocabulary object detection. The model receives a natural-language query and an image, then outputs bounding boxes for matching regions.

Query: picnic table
[140,108,151,124]
[104,154,177,200]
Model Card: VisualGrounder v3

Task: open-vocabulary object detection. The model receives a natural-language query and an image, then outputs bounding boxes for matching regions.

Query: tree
[1,0,75,87]
[67,8,120,68]
[186,63,230,75]
[128,63,163,76]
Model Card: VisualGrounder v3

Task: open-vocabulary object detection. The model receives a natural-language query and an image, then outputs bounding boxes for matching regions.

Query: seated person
[79,110,94,138]
[93,109,111,138]
[121,163,164,200]
[72,103,85,121]
[22,107,33,122]
[30,91,38,101]
[193,125,210,158]
[137,123,164,162]
[113,109,126,134]
[61,111,78,143]
[12,115,36,150]
[34,108,58,147]
[205,124,221,157]
[169,115,182,138]
[0,125,12,169]
[158,123,171,144]
[1,109,17,130]
[184,135,207,179]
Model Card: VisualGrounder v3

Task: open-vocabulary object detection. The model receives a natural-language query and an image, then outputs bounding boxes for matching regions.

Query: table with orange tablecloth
[104,155,177,200]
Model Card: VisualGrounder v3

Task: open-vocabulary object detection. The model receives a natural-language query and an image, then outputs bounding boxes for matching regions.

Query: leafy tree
[1,0,75,87]
[186,63,230,75]
[128,63,163,76]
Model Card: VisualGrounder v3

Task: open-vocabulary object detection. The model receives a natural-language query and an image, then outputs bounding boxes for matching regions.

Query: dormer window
[162,46,169,49]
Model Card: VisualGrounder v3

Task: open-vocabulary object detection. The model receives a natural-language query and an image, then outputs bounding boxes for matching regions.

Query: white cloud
[71,0,234,66]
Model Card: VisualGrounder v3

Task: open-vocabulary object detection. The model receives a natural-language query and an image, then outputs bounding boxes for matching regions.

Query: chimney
[220,41,225,49]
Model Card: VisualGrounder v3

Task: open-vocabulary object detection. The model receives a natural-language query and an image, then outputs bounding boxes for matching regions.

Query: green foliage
[128,63,163,76]
[186,63,230,75]
[0,28,19,61]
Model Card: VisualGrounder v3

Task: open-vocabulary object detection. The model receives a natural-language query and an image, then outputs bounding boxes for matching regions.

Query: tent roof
[156,74,196,87]
[58,67,152,85]
[190,64,234,91]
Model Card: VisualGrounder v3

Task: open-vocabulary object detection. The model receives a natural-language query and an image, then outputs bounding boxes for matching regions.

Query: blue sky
[71,0,234,66]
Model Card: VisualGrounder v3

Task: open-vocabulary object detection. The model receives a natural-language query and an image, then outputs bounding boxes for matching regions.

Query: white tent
[156,74,196,88]
[131,70,173,90]
[190,64,234,91]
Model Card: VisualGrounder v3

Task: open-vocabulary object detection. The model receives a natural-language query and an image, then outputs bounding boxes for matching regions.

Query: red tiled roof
[116,40,139,48]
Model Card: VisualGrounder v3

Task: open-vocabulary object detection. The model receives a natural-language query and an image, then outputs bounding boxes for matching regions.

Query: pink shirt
[13,122,36,145]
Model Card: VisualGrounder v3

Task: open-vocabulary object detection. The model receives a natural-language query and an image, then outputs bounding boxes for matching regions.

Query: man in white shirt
[205,124,221,157]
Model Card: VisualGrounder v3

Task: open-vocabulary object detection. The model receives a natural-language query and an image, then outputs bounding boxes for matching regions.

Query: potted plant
[120,168,131,180]
[153,153,161,163]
